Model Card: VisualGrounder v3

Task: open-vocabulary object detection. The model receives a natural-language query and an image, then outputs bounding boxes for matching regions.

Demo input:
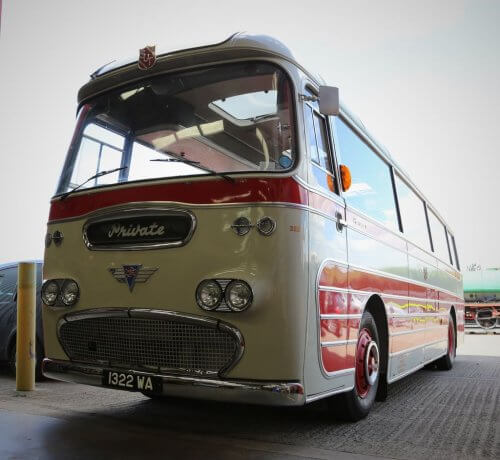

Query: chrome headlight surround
[195,280,223,311]
[225,280,253,312]
[41,279,79,308]
[41,280,60,306]
[60,279,80,306]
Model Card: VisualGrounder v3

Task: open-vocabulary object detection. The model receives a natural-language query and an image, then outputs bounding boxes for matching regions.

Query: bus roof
[463,269,500,293]
[77,33,453,233]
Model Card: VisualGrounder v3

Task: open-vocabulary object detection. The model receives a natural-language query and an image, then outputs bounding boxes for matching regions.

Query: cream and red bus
[41,33,464,421]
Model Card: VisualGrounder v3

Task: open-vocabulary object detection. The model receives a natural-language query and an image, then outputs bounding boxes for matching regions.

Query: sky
[0,0,499,269]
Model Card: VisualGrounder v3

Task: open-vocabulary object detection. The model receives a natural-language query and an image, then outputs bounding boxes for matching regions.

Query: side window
[395,175,431,250]
[334,117,398,230]
[451,235,460,270]
[428,210,451,263]
[0,267,18,302]
[304,103,336,194]
[69,123,125,190]
[446,231,458,268]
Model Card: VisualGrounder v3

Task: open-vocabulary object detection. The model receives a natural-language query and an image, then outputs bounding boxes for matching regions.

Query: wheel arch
[362,294,389,378]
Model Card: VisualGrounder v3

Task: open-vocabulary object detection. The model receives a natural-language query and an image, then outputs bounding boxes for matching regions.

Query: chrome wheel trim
[364,341,380,386]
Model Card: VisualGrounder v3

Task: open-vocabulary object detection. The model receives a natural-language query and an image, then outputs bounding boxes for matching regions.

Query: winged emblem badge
[109,265,158,292]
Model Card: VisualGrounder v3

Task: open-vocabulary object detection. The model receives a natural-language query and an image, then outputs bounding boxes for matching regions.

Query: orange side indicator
[340,164,352,192]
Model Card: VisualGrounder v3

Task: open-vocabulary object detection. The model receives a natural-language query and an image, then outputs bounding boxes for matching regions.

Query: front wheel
[436,315,456,370]
[330,311,381,422]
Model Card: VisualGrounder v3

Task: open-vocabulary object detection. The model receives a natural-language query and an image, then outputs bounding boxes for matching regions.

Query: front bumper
[42,359,305,406]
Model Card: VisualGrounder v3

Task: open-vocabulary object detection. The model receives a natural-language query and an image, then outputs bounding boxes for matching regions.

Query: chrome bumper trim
[42,359,305,407]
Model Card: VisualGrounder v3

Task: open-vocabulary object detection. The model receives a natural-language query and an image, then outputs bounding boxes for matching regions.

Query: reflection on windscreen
[59,62,295,194]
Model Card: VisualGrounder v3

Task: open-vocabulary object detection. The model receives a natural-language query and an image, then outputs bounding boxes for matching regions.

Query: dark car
[0,261,44,379]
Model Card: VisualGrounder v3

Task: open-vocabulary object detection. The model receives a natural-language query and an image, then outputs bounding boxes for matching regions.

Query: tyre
[330,311,381,421]
[436,314,456,371]
[8,339,45,381]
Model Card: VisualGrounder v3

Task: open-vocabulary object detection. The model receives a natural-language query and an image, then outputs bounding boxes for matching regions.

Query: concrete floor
[0,334,498,459]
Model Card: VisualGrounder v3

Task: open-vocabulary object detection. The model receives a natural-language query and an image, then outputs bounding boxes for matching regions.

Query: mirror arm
[299,93,319,102]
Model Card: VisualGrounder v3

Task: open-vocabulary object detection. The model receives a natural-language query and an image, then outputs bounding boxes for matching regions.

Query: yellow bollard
[16,262,36,391]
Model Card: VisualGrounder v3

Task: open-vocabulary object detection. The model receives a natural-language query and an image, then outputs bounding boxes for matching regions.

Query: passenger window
[446,231,456,267]
[334,118,398,230]
[0,268,17,302]
[428,210,451,263]
[304,104,336,194]
[451,235,460,270]
[69,123,125,190]
[395,175,431,250]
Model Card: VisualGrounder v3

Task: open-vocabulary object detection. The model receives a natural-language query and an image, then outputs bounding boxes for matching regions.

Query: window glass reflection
[334,118,398,230]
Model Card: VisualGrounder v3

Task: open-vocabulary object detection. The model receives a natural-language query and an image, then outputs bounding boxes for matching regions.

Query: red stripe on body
[349,269,408,297]
[49,176,308,222]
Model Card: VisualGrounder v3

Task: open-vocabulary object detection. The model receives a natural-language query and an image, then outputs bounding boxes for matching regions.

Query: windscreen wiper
[59,167,128,201]
[150,155,235,183]
[150,158,200,165]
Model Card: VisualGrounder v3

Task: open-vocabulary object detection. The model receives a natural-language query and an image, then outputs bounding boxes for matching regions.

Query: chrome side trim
[42,358,305,407]
[348,262,462,301]
[57,308,244,377]
[387,351,447,384]
[82,207,197,251]
[389,325,446,337]
[389,338,447,358]
[321,340,357,347]
[323,367,356,378]
[306,384,353,403]
[390,313,449,318]
[320,314,362,320]
[319,284,460,307]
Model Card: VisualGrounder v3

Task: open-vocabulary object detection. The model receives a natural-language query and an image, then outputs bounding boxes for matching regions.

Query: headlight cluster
[41,279,80,307]
[196,279,253,312]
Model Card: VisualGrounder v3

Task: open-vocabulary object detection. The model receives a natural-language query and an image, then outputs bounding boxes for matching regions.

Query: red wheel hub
[355,328,379,398]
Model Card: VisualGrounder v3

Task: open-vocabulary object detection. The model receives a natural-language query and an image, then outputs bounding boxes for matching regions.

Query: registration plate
[103,370,162,393]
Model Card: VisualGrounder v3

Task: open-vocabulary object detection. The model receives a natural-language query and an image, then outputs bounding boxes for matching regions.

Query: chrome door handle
[335,212,347,231]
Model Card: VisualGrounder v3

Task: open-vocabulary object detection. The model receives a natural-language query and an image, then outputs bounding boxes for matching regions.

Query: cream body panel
[43,203,309,381]
[304,210,351,397]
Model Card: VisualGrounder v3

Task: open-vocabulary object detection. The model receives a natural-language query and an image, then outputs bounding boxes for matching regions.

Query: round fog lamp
[225,280,253,312]
[256,217,276,236]
[196,280,223,311]
[41,280,59,306]
[61,280,80,306]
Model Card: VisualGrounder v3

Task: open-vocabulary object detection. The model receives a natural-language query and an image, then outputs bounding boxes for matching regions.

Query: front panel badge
[109,265,158,292]
[138,45,156,70]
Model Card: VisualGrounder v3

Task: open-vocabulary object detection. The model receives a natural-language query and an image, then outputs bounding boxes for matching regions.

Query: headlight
[196,280,223,311]
[225,280,253,311]
[41,280,59,306]
[61,280,80,306]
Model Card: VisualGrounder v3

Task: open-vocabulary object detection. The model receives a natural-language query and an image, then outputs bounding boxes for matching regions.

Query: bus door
[302,93,349,377]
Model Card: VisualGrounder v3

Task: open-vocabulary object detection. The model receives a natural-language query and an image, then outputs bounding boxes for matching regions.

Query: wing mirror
[319,86,340,116]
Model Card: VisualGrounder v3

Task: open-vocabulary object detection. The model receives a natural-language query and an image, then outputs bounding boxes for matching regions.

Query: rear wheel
[330,311,381,421]
[436,315,455,370]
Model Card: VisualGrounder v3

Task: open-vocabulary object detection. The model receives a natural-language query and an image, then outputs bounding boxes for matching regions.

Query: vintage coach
[41,33,464,421]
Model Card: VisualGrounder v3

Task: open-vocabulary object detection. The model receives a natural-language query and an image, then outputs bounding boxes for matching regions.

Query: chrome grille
[58,313,240,376]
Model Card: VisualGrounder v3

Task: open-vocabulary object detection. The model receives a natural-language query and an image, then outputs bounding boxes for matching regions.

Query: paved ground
[0,334,498,459]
